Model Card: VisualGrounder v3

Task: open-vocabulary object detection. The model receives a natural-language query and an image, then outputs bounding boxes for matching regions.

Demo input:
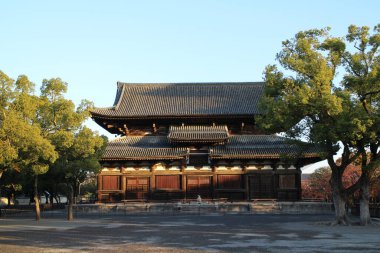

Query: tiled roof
[91,82,265,118]
[101,136,188,161]
[168,125,229,143]
[210,135,321,159]
[101,135,321,161]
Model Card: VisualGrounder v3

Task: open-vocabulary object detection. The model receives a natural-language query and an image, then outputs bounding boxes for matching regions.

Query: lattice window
[279,175,296,189]
[187,176,211,190]
[102,176,120,190]
[156,175,180,189]
[127,177,149,191]
[217,175,242,189]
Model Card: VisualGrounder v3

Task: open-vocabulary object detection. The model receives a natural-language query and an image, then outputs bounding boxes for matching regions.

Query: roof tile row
[168,125,229,143]
[101,135,321,161]
[91,82,265,118]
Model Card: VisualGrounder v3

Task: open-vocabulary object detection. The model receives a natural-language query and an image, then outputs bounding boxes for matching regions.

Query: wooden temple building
[90,82,321,202]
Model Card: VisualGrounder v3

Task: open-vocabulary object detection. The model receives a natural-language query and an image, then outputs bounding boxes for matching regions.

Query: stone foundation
[71,201,334,215]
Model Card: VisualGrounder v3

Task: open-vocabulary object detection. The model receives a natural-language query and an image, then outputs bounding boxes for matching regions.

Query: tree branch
[342,55,362,77]
[345,176,363,196]
[363,89,380,97]
[361,99,370,114]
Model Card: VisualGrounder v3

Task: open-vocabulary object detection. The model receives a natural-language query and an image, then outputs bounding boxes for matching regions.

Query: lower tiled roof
[210,135,321,159]
[168,125,229,143]
[101,136,188,160]
[101,135,321,161]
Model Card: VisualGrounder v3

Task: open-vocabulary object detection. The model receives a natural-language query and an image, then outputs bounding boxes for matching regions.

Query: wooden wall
[97,163,302,202]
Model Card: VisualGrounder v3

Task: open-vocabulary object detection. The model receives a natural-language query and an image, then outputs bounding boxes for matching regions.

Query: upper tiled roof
[101,136,188,161]
[209,135,321,159]
[91,82,265,118]
[168,125,229,143]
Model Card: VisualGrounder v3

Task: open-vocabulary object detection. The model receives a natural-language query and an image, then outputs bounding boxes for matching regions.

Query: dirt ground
[0,213,379,253]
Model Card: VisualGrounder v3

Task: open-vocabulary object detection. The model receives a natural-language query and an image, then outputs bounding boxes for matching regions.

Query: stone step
[250,202,281,214]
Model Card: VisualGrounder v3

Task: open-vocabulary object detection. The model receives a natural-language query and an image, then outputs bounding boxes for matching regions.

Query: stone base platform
[71,201,334,215]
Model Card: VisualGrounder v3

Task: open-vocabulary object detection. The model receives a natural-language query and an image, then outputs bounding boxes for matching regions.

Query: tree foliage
[259,24,380,225]
[0,71,105,220]
[0,72,58,178]
[0,72,59,220]
[302,165,364,201]
[36,78,106,216]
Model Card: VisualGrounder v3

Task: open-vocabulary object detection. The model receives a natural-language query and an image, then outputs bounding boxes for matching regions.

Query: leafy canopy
[259,25,380,165]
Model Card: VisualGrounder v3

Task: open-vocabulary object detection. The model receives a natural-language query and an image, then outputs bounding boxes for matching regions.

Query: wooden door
[126,177,149,200]
[187,176,212,199]
[249,174,274,199]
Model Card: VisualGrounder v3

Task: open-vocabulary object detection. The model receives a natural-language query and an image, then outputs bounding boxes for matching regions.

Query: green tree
[0,72,104,220]
[38,78,104,220]
[259,25,380,225]
[64,127,105,203]
[0,72,58,220]
[0,169,23,206]
[0,71,18,179]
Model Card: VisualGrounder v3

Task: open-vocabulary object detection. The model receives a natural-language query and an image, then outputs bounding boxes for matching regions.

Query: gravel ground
[0,213,379,253]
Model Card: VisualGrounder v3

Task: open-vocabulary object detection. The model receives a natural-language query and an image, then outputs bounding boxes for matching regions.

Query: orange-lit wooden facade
[91,82,321,202]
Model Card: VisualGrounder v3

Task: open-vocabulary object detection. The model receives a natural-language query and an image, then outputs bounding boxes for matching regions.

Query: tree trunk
[332,188,349,225]
[67,185,74,221]
[50,195,54,207]
[54,195,60,204]
[34,175,41,221]
[11,192,15,206]
[330,170,349,225]
[44,192,49,204]
[73,182,78,204]
[360,177,371,226]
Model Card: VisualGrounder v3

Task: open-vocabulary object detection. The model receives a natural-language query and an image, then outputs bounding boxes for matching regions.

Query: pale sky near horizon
[1,1,379,172]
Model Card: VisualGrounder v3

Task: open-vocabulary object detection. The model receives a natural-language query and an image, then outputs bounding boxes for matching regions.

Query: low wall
[71,201,334,215]
[351,203,380,218]
[277,202,334,214]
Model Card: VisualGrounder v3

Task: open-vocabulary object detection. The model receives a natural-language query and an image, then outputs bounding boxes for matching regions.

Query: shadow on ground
[0,214,379,253]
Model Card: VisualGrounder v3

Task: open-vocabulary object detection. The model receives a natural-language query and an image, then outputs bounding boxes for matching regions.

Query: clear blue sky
[1,0,379,145]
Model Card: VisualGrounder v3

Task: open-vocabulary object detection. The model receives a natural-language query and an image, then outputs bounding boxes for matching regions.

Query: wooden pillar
[244,174,249,201]
[97,174,102,202]
[296,167,302,200]
[150,165,155,198]
[273,165,279,200]
[272,163,277,199]
[212,167,217,199]
[274,173,279,200]
[182,175,187,200]
[121,175,126,200]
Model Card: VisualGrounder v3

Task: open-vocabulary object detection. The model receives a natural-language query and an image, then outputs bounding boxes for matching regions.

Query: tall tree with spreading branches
[0,72,58,220]
[38,78,104,220]
[259,24,380,225]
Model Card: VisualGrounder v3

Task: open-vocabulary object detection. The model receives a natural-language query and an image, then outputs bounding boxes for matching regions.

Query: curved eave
[90,113,259,120]
[114,82,126,109]
[89,108,116,117]
[210,153,322,160]
[101,156,185,161]
[169,138,229,143]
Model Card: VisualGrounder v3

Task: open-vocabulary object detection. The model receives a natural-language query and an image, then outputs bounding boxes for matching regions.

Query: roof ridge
[89,106,115,113]
[91,81,266,119]
[117,82,264,86]
[114,82,126,109]
[109,135,168,143]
